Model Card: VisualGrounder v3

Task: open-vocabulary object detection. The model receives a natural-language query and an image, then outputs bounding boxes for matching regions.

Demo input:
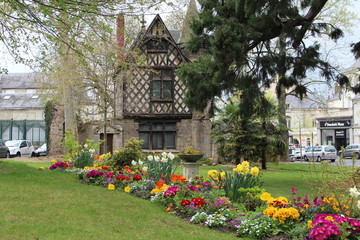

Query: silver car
[340,144,360,159]
[303,145,337,162]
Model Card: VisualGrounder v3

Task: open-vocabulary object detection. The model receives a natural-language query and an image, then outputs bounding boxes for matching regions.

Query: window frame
[150,69,174,101]
[138,121,177,150]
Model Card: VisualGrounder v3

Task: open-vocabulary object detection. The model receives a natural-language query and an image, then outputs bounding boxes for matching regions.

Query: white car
[5,140,35,157]
[35,143,47,156]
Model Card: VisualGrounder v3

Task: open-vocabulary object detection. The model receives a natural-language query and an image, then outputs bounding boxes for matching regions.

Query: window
[151,69,173,100]
[286,118,291,128]
[139,121,176,149]
[147,39,167,51]
[285,103,291,110]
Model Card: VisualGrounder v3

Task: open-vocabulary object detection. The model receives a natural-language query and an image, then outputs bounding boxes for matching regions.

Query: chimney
[117,15,125,60]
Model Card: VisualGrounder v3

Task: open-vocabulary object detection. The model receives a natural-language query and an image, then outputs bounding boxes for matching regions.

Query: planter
[178,154,204,162]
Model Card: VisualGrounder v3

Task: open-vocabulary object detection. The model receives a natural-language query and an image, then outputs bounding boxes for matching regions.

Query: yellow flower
[250,167,259,176]
[108,184,115,190]
[260,192,272,201]
[308,220,313,229]
[304,204,310,208]
[220,171,226,179]
[324,216,334,222]
[263,206,277,217]
[51,159,57,163]
[300,209,305,213]
[124,186,131,193]
[105,152,111,158]
[38,166,45,170]
[208,170,219,178]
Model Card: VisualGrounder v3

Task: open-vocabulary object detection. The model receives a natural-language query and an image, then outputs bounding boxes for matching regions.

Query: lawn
[0,159,350,239]
[0,160,238,240]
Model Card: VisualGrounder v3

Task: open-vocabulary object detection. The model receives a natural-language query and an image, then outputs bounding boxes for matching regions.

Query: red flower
[102,165,109,170]
[116,175,125,181]
[94,155,99,160]
[192,197,206,208]
[181,200,191,206]
[125,176,130,180]
[133,175,142,181]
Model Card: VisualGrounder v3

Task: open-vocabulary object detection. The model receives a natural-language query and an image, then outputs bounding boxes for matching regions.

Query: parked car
[35,143,47,157]
[339,144,360,159]
[0,139,10,158]
[5,140,35,157]
[303,145,337,162]
[289,148,306,161]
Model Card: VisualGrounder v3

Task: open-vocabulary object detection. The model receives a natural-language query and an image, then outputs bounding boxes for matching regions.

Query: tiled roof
[0,72,44,89]
[0,93,43,109]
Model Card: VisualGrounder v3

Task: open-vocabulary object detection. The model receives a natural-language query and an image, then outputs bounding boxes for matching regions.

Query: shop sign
[335,130,345,137]
[320,120,351,127]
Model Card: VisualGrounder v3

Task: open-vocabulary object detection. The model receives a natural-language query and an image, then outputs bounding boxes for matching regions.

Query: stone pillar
[182,162,202,179]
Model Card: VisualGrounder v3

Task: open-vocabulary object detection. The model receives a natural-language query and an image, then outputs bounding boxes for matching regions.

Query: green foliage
[109,138,142,170]
[62,131,81,160]
[237,186,266,211]
[74,150,94,168]
[44,101,53,153]
[61,131,102,168]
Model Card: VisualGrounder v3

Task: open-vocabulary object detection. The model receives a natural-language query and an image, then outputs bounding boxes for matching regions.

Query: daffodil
[250,167,259,176]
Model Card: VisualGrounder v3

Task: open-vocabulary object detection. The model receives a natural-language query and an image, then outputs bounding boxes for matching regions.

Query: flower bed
[44,149,360,240]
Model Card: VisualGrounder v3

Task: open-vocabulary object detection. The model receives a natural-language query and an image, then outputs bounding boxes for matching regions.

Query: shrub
[109,138,142,170]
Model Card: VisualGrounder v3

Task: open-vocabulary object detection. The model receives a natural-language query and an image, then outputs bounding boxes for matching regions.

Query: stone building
[287,58,360,151]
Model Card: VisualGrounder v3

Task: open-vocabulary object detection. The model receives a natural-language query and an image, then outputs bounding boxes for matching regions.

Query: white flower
[154,156,160,162]
[138,160,143,165]
[142,166,148,172]
[84,144,88,148]
[89,148,95,154]
[349,186,360,198]
[357,200,360,209]
[161,152,167,158]
[131,160,137,166]
[161,157,168,163]
[147,155,154,161]
[168,152,175,160]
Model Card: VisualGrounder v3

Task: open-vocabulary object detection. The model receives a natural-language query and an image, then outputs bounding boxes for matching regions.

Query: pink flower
[291,187,297,195]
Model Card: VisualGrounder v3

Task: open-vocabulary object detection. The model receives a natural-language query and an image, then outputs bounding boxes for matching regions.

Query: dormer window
[147,39,167,52]
[3,95,11,100]
[32,95,39,99]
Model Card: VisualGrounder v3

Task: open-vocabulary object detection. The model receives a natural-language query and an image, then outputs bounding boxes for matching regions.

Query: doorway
[100,133,113,155]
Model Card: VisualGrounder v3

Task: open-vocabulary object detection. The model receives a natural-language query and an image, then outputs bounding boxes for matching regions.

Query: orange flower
[171,174,187,182]
[213,177,219,182]
[195,185,202,188]
[94,155,99,160]
[102,165,109,170]
[156,180,164,189]
[213,186,219,189]
[165,205,172,212]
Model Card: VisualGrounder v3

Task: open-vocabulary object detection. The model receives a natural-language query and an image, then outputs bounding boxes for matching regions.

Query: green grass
[0,159,350,239]
[0,160,238,240]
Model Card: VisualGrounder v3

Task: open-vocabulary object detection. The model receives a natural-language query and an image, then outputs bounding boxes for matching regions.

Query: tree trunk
[277,36,289,162]
[261,121,267,170]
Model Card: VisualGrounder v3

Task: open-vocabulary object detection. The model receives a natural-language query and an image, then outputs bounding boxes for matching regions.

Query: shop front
[318,118,351,151]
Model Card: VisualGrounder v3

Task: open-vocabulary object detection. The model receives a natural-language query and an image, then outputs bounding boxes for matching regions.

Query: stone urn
[178,153,204,179]
[178,153,204,162]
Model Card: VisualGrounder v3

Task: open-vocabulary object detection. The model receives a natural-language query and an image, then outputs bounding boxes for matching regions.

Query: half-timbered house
[109,14,213,156]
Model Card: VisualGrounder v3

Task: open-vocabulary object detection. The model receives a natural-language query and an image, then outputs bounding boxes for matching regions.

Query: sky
[1,0,360,74]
